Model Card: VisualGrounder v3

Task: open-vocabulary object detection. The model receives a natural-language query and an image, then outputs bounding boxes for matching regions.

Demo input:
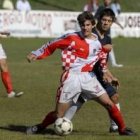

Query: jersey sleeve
[98,47,108,73]
[31,34,72,59]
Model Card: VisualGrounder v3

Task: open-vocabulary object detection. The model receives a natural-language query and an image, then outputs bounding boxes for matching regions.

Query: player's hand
[1,31,10,36]
[103,72,112,83]
[103,44,113,52]
[27,53,37,63]
[111,78,120,90]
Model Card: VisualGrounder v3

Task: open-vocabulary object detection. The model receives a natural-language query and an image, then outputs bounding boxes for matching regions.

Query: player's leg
[0,59,23,97]
[26,72,81,134]
[86,74,137,136]
[109,49,123,67]
[0,58,13,94]
[0,44,23,97]
[26,102,71,134]
[95,93,137,135]
[64,96,85,120]
[109,93,120,132]
[101,81,120,132]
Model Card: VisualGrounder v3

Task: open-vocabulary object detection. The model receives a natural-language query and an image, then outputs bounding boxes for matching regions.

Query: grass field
[0,36,140,140]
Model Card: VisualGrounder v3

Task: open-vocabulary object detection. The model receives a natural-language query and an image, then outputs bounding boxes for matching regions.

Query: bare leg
[0,58,13,93]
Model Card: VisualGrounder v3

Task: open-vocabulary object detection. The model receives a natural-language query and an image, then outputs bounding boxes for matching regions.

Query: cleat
[109,127,118,133]
[26,124,44,134]
[112,63,123,68]
[7,91,24,98]
[119,127,138,136]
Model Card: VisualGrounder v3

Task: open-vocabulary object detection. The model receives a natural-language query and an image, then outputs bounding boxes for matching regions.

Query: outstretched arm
[0,31,10,37]
[115,19,124,30]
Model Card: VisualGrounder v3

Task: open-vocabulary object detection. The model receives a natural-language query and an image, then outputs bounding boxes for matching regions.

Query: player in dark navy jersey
[92,9,120,132]
[64,8,129,133]
[95,0,123,67]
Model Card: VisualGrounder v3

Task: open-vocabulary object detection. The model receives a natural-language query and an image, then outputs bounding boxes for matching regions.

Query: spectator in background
[95,0,123,68]
[83,0,99,12]
[16,0,31,11]
[110,0,121,16]
[2,0,14,10]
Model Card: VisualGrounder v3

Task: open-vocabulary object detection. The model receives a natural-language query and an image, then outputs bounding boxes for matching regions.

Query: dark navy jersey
[92,27,111,80]
[92,27,111,45]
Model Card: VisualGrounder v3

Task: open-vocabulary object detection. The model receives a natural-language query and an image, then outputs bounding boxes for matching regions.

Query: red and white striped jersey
[31,31,107,72]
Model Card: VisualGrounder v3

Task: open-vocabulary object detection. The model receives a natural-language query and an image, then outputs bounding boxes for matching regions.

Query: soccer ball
[54,117,73,136]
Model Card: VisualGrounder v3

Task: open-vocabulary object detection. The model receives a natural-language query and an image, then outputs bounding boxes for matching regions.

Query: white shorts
[0,44,7,59]
[56,71,106,103]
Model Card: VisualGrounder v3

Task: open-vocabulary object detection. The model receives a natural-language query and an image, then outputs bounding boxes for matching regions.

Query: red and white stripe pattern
[32,31,108,73]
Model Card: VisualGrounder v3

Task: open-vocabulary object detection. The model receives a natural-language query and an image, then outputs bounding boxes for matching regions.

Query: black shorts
[98,78,117,97]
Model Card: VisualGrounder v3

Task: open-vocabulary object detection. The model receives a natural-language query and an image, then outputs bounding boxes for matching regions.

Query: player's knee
[103,99,114,110]
[0,59,8,72]
[111,94,119,104]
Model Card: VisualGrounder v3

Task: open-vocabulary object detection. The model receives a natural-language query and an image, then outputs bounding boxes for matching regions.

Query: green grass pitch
[0,37,140,140]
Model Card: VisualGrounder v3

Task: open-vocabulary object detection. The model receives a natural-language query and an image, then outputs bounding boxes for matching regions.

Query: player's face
[100,15,113,31]
[80,20,93,38]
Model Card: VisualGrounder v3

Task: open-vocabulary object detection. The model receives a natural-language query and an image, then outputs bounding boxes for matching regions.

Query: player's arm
[107,69,120,89]
[103,44,113,52]
[114,18,124,29]
[27,34,72,62]
[103,69,120,89]
[0,31,10,36]
[99,43,113,72]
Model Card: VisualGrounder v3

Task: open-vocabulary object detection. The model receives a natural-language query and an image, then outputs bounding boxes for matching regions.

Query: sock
[110,103,120,129]
[64,100,83,120]
[1,72,13,93]
[41,111,56,128]
[108,104,125,132]
[109,49,117,65]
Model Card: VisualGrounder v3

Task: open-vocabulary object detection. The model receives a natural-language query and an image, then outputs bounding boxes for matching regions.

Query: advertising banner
[0,10,139,38]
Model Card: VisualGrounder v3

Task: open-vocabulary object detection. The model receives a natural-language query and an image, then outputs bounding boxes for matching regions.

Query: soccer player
[95,0,123,67]
[26,11,136,136]
[0,31,23,97]
[65,8,122,132]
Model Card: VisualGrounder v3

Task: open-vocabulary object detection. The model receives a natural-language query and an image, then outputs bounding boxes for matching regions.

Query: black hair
[99,8,115,22]
[77,11,95,26]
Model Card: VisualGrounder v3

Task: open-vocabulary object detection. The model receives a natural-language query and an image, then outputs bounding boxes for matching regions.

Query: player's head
[104,0,111,7]
[77,11,95,37]
[97,8,115,31]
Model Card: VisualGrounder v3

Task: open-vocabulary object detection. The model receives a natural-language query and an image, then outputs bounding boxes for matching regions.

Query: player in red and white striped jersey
[26,11,133,136]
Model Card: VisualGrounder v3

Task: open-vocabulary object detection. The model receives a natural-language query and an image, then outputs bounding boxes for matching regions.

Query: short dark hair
[99,8,115,22]
[77,11,95,26]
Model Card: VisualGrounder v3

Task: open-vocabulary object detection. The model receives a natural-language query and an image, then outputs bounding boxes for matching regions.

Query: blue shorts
[98,78,117,97]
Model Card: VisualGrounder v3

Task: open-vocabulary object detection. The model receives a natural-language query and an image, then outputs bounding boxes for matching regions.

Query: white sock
[109,49,117,65]
[110,103,120,129]
[64,101,83,120]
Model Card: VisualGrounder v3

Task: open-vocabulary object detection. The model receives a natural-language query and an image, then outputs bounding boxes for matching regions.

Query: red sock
[108,104,125,132]
[41,111,56,128]
[1,72,13,93]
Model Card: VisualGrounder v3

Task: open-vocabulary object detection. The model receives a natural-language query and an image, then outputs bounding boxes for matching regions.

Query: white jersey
[32,31,108,73]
